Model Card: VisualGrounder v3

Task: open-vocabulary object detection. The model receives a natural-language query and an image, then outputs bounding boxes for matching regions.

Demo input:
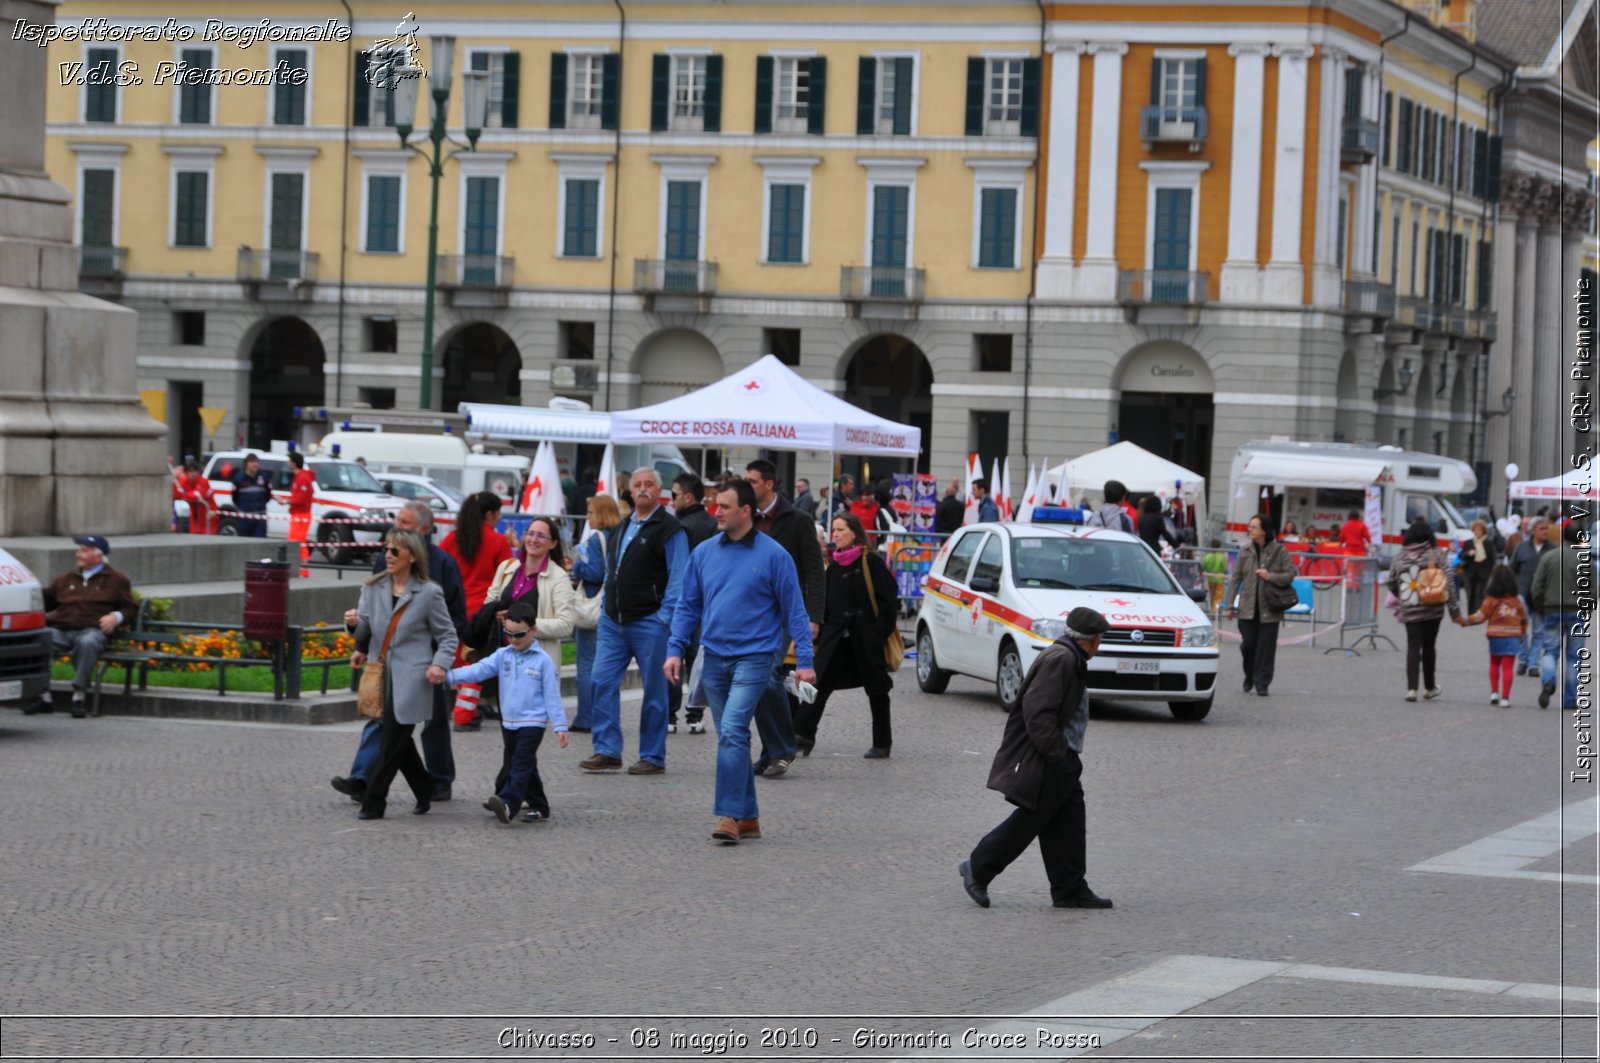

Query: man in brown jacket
[960,606,1113,910]
[44,535,136,717]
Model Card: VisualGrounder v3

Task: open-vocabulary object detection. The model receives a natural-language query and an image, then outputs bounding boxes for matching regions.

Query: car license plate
[1115,660,1160,675]
[0,680,22,701]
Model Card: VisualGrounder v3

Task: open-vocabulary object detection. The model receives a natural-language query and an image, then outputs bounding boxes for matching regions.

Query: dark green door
[664,180,701,291]
[464,176,499,284]
[1151,187,1191,302]
[870,184,908,296]
[268,172,303,279]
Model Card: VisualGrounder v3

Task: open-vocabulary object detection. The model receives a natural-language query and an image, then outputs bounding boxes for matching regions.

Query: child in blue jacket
[446,601,568,824]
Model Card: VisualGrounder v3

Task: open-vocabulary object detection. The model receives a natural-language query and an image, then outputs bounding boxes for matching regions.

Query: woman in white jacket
[484,517,576,666]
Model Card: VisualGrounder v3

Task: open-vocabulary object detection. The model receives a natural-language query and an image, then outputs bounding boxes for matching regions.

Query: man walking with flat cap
[961,606,1114,910]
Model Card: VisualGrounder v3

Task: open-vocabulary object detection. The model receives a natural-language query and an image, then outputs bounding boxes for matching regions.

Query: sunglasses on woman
[384,546,407,557]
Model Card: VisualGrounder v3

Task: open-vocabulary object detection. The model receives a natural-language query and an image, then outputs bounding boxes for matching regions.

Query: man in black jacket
[667,474,718,733]
[580,469,688,774]
[746,460,825,776]
[936,480,965,534]
[960,606,1114,911]
[333,500,468,802]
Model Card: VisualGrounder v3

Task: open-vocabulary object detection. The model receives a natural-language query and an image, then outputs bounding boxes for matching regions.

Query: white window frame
[163,144,222,250]
[652,154,716,262]
[669,53,709,132]
[68,142,129,249]
[80,42,124,124]
[756,155,820,266]
[871,51,920,136]
[565,49,608,130]
[858,156,925,268]
[966,158,1030,271]
[171,43,218,125]
[983,53,1028,137]
[356,149,410,255]
[267,44,314,126]
[466,46,512,129]
[257,147,317,256]
[1151,50,1204,110]
[771,55,813,135]
[552,153,610,260]
[1139,160,1209,273]
[457,153,513,258]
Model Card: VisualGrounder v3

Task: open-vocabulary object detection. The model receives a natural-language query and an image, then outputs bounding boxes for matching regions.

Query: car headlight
[28,586,44,612]
[359,508,386,523]
[1031,618,1067,640]
[1183,624,1217,648]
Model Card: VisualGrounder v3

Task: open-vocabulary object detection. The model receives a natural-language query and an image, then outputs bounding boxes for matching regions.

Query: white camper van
[315,430,529,509]
[1226,441,1476,561]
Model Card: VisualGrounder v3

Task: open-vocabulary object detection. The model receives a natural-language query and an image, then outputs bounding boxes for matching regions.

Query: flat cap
[1065,606,1110,638]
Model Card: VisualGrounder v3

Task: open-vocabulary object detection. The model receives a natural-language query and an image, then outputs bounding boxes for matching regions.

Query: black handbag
[1260,577,1300,613]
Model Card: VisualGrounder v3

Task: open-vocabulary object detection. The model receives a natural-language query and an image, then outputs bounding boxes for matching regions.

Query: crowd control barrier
[1191,545,1392,654]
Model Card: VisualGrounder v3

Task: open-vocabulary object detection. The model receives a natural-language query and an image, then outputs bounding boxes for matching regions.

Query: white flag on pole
[1017,462,1039,523]
[962,453,981,525]
[595,442,618,499]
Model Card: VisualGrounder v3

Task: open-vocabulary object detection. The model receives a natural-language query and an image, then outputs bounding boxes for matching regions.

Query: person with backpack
[1387,518,1464,702]
[1085,480,1135,533]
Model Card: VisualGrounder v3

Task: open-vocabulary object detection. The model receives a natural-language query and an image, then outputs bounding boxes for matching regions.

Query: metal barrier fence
[880,531,953,618]
[1177,545,1391,654]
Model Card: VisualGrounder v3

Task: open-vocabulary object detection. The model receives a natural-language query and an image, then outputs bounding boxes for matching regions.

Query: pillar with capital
[1220,43,1270,304]
[1076,41,1128,302]
[1262,44,1315,304]
[0,0,166,535]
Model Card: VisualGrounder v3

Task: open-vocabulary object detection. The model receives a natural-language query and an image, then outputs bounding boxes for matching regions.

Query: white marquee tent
[1045,442,1208,527]
[1509,468,1596,502]
[609,354,921,457]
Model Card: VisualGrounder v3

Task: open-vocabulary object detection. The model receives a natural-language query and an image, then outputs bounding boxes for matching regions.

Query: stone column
[1562,186,1596,476]
[1532,180,1564,481]
[1486,174,1529,505]
[1221,43,1270,304]
[0,0,166,535]
[1263,45,1314,304]
[1077,42,1127,301]
[1035,42,1084,299]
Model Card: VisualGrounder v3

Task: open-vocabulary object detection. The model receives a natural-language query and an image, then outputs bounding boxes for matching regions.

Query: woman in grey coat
[1224,514,1299,697]
[353,529,459,820]
[1387,518,1463,702]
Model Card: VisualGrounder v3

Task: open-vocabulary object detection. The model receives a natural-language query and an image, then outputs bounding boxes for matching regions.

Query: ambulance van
[0,548,52,710]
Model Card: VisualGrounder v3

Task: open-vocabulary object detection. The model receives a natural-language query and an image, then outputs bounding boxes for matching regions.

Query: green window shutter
[754,56,774,134]
[965,57,985,136]
[978,187,1017,268]
[1475,239,1492,307]
[856,56,876,134]
[704,54,724,132]
[871,185,908,267]
[666,180,701,261]
[500,52,520,128]
[1486,136,1501,201]
[1150,57,1162,105]
[768,183,804,263]
[274,49,307,125]
[366,175,399,252]
[549,53,568,129]
[81,169,115,247]
[1381,91,1392,167]
[1194,56,1207,107]
[564,178,599,257]
[464,177,499,255]
[174,171,207,247]
[893,57,913,135]
[179,48,211,123]
[1419,108,1433,180]
[353,52,371,126]
[806,56,827,135]
[1343,66,1361,120]
[650,54,670,131]
[1471,129,1487,197]
[86,48,117,122]
[1151,187,1191,270]
[601,53,620,130]
[1020,57,1041,137]
[270,173,303,251]
[1396,98,1411,175]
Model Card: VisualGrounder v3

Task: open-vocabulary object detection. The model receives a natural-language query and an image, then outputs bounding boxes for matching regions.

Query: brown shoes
[578,754,623,772]
[626,760,665,775]
[712,817,741,844]
[737,818,761,839]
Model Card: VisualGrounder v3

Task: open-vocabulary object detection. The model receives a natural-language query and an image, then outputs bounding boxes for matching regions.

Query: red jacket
[440,522,515,610]
[288,468,316,514]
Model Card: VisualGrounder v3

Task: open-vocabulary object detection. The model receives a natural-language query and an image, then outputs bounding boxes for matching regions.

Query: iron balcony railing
[1118,269,1210,306]
[237,248,319,283]
[78,244,127,278]
[436,254,514,288]
[1343,279,1396,317]
[1138,105,1208,147]
[1341,117,1381,164]
[634,258,717,296]
[840,265,925,302]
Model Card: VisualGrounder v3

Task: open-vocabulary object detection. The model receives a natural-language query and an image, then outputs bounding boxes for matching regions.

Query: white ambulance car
[0,547,51,709]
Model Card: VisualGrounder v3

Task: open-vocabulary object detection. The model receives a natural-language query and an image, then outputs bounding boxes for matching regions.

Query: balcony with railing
[1139,105,1208,151]
[840,266,926,318]
[1341,116,1381,165]
[237,248,318,300]
[77,245,127,297]
[1118,269,1209,323]
[436,254,515,306]
[1343,279,1395,332]
[1467,308,1499,342]
[634,258,717,309]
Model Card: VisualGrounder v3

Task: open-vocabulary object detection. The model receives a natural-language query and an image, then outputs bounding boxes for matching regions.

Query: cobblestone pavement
[1,611,1595,1060]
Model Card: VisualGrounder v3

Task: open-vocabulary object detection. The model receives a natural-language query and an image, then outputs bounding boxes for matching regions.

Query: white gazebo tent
[1044,442,1208,527]
[609,354,922,462]
[1509,468,1596,503]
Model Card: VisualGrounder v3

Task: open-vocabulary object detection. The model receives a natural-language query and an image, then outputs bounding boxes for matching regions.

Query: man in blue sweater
[667,479,815,845]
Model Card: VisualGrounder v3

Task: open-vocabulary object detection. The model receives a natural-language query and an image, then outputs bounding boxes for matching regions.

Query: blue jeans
[1519,600,1545,669]
[755,662,797,762]
[589,614,669,766]
[571,625,597,730]
[702,651,778,820]
[350,685,454,786]
[237,509,267,537]
[50,627,107,691]
[1542,611,1586,709]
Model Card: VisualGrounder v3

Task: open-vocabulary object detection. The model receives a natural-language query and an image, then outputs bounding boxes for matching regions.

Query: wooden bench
[91,602,183,716]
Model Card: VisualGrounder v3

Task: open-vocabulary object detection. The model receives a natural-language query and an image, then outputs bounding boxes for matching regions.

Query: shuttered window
[268,172,304,278]
[178,48,213,123]
[470,51,520,128]
[871,185,909,268]
[173,171,208,247]
[273,49,307,125]
[365,174,400,253]
[81,169,115,248]
[464,176,500,285]
[563,178,600,258]
[85,48,118,122]
[1151,187,1193,301]
[767,183,805,264]
[665,181,701,262]
[976,187,1017,269]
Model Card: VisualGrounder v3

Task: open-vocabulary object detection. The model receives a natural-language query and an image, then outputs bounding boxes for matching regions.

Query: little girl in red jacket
[1457,564,1528,707]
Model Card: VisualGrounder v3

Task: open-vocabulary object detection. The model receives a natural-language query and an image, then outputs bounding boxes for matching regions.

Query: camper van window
[1405,494,1460,535]
[1407,465,1441,479]
[1314,488,1365,512]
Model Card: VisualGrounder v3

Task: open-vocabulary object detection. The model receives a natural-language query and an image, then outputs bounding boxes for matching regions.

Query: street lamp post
[392,38,489,411]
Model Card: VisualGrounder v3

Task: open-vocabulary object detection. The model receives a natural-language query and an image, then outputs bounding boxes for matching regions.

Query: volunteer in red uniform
[438,491,515,729]
[1337,509,1373,554]
[173,458,217,535]
[288,451,317,573]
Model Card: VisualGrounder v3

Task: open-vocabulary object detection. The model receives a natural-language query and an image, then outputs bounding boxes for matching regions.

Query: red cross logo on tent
[742,377,766,393]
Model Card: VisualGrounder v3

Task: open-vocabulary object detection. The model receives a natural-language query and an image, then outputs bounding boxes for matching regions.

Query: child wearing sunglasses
[444,601,568,824]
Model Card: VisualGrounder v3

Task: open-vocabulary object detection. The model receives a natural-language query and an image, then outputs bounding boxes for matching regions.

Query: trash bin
[244,560,291,642]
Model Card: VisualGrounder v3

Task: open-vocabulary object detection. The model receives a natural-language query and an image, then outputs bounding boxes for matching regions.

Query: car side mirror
[1187,585,1208,603]
[970,576,999,593]
[426,496,445,510]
